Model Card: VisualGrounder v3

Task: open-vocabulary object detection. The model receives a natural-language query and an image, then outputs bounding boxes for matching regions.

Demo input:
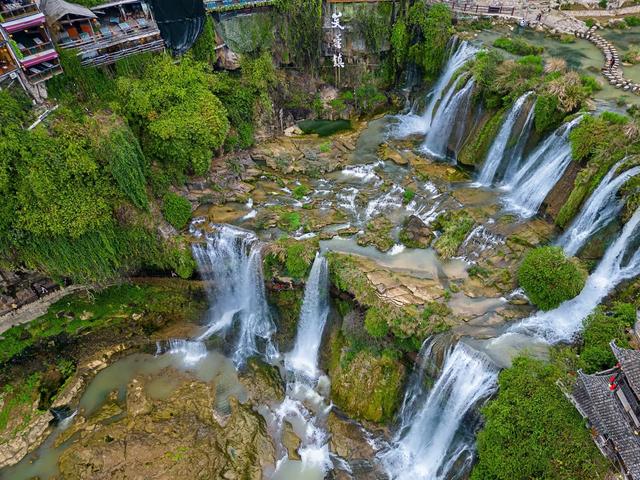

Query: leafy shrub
[493,37,543,56]
[284,242,313,279]
[162,192,192,230]
[118,55,230,178]
[406,3,453,80]
[432,210,475,258]
[517,246,587,310]
[364,308,390,338]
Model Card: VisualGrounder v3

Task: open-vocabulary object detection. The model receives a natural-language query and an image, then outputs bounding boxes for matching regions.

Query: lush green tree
[472,356,610,480]
[118,55,230,177]
[518,246,587,310]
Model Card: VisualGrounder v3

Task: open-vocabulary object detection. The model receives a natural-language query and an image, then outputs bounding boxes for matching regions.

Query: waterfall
[502,100,536,182]
[393,41,478,138]
[192,224,276,366]
[380,342,499,480]
[558,160,640,256]
[286,254,330,378]
[512,206,640,343]
[475,92,533,186]
[501,115,583,218]
[270,255,333,477]
[421,78,476,161]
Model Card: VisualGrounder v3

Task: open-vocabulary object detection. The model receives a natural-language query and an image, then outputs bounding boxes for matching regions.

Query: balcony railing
[80,38,164,67]
[24,61,62,83]
[57,19,160,53]
[14,39,54,58]
[0,1,39,22]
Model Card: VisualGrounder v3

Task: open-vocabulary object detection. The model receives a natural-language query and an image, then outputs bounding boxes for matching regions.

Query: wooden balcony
[0,0,39,22]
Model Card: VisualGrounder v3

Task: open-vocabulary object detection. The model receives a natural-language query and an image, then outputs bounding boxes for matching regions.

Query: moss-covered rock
[267,287,304,350]
[329,334,405,423]
[399,215,433,248]
[357,216,395,252]
[432,210,475,258]
[458,108,506,167]
[263,236,319,280]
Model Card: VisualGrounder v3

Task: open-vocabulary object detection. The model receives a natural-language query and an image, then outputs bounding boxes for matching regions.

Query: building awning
[1,13,46,33]
[21,49,59,68]
[41,0,98,22]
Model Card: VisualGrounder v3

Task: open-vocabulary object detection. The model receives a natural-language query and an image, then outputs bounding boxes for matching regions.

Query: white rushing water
[501,115,583,218]
[475,92,533,186]
[155,339,208,365]
[393,40,478,138]
[191,224,276,366]
[558,160,640,256]
[272,255,334,478]
[286,255,331,378]
[381,341,499,480]
[421,79,476,161]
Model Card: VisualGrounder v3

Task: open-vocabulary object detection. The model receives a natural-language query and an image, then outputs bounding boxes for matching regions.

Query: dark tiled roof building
[568,341,640,480]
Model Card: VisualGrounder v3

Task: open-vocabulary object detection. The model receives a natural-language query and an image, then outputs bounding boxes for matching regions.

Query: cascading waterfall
[512,206,640,343]
[381,342,499,480]
[286,255,330,378]
[501,115,583,218]
[191,224,276,366]
[271,254,334,477]
[393,40,478,138]
[557,160,640,256]
[502,101,536,183]
[421,79,476,161]
[475,92,533,186]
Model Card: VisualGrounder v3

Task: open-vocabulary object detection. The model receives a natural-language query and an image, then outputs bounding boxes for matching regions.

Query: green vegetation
[162,192,192,230]
[0,282,206,365]
[358,217,395,252]
[351,3,393,52]
[517,246,587,310]
[364,308,390,338]
[402,189,416,204]
[581,303,636,373]
[291,184,310,200]
[472,355,610,480]
[493,37,543,56]
[0,373,41,432]
[431,210,475,258]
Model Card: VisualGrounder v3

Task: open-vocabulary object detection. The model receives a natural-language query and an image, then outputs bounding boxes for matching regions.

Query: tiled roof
[573,370,640,480]
[612,341,640,399]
